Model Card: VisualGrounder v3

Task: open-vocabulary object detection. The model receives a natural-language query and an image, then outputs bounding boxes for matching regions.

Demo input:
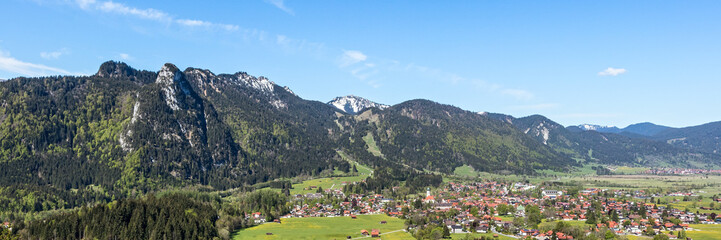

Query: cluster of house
[243,180,720,239]
[410,181,721,239]
[644,168,721,175]
[283,193,398,219]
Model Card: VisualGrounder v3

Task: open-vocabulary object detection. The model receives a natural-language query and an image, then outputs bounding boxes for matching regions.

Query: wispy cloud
[0,49,72,77]
[40,48,70,59]
[97,1,170,21]
[335,50,536,99]
[558,113,621,118]
[339,50,367,67]
[501,89,534,100]
[74,0,239,32]
[265,0,294,15]
[598,67,627,76]
[119,53,132,60]
[511,103,559,110]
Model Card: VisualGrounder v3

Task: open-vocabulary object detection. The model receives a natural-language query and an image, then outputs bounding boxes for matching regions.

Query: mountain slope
[328,95,389,114]
[652,121,721,154]
[0,61,353,198]
[488,114,721,167]
[337,101,577,174]
[622,122,671,136]
[576,120,721,154]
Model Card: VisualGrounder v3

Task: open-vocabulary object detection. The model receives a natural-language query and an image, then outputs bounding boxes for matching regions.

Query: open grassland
[538,220,592,230]
[285,152,373,195]
[453,165,479,178]
[560,174,721,191]
[687,224,721,240]
[611,166,650,175]
[232,214,414,240]
[362,133,384,158]
[289,175,364,195]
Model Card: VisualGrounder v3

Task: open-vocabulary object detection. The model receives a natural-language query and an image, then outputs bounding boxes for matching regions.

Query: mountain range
[0,61,719,217]
[575,121,721,154]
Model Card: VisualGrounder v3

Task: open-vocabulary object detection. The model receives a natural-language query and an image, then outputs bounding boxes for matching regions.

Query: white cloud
[0,50,72,77]
[176,19,239,31]
[74,0,238,32]
[558,113,620,118]
[598,67,627,76]
[97,1,170,21]
[511,103,559,110]
[40,48,70,59]
[501,89,534,101]
[339,50,367,67]
[265,0,294,15]
[176,19,209,27]
[119,53,132,60]
[76,0,96,10]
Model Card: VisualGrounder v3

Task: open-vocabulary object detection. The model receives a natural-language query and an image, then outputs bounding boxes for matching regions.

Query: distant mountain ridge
[327,95,389,114]
[574,121,720,154]
[489,114,721,168]
[574,122,670,136]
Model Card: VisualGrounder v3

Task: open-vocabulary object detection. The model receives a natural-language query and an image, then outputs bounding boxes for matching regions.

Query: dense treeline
[11,189,291,240]
[24,193,218,240]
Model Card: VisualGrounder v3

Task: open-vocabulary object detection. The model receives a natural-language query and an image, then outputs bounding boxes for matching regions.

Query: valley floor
[232,214,414,240]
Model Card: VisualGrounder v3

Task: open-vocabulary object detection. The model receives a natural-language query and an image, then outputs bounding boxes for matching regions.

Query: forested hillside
[337,100,577,175]
[0,61,574,227]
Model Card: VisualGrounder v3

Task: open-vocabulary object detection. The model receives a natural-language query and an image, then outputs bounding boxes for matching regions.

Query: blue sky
[1,0,720,128]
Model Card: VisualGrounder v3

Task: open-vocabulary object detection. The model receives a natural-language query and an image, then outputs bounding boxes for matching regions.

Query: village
[246,180,721,239]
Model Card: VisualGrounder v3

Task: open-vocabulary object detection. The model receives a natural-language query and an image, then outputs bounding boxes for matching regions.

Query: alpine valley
[1,62,720,239]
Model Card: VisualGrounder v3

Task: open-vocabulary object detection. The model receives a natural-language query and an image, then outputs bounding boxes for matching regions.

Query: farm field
[687,224,721,240]
[560,174,721,192]
[232,214,413,240]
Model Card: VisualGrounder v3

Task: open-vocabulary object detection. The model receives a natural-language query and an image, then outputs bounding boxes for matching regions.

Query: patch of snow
[328,95,389,114]
[231,73,275,93]
[284,86,296,96]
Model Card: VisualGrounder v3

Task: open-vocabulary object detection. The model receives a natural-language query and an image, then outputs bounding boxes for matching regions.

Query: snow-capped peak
[577,124,620,133]
[328,95,389,114]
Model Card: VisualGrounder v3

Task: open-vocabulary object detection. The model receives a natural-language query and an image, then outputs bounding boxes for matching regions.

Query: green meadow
[232,214,414,240]
[687,224,721,240]
[287,154,373,195]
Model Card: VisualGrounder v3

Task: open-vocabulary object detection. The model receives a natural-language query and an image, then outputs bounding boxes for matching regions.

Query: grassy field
[687,224,721,240]
[559,174,721,190]
[538,220,591,230]
[286,152,374,195]
[453,165,479,178]
[362,133,384,158]
[232,214,414,240]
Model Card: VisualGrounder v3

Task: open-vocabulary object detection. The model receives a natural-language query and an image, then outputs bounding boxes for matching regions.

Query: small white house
[542,190,563,198]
